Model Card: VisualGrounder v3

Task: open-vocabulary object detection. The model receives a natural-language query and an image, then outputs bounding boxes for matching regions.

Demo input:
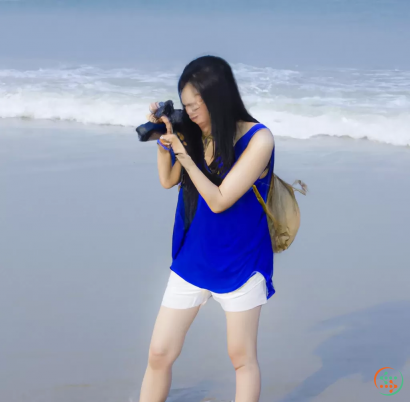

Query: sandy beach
[1,119,409,402]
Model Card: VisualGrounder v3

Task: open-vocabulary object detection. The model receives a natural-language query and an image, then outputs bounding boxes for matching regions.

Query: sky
[0,0,409,69]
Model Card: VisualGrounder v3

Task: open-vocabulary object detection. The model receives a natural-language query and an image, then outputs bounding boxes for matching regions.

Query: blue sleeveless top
[169,123,275,298]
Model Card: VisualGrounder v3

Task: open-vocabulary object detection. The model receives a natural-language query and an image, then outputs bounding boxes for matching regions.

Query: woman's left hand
[159,115,188,156]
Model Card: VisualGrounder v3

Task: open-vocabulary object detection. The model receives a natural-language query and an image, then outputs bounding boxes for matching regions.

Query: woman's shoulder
[235,121,274,147]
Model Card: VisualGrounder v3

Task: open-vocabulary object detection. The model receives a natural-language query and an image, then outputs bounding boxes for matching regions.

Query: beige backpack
[252,175,307,253]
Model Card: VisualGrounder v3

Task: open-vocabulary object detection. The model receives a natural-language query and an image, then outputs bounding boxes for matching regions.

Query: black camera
[136,100,183,142]
[153,100,183,125]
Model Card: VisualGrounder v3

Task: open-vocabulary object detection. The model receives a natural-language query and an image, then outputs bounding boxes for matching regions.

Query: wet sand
[1,119,409,402]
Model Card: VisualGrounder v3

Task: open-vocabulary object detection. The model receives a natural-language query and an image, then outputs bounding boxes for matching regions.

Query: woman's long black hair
[177,55,258,230]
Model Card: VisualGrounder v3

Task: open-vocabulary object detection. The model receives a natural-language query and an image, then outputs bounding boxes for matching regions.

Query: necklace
[202,133,213,149]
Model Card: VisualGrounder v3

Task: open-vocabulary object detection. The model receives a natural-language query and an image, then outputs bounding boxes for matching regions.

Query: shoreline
[1,116,409,150]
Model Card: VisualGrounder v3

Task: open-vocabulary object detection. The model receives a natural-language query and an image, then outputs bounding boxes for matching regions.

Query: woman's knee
[148,342,181,370]
[228,344,258,370]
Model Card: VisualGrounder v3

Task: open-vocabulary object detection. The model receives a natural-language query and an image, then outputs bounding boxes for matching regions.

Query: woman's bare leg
[139,305,200,402]
[226,306,262,402]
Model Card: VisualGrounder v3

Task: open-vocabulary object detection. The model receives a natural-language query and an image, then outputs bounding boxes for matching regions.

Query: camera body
[153,100,183,126]
[136,100,183,142]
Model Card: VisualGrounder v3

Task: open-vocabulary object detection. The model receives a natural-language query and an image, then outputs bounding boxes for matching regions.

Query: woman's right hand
[149,102,160,114]
[147,102,161,123]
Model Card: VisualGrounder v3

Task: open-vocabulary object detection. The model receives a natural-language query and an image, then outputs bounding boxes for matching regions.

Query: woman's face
[181,82,210,130]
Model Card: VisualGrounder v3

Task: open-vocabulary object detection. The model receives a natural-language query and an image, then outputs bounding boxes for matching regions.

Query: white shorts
[161,271,268,312]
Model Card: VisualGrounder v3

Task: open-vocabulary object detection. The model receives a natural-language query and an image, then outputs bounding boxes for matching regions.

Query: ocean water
[0,0,409,147]
[0,64,409,146]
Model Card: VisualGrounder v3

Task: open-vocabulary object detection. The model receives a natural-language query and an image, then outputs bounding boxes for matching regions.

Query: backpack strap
[291,180,308,195]
[252,184,277,225]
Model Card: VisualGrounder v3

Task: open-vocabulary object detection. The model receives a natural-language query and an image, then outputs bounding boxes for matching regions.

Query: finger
[147,114,158,123]
[159,135,171,146]
[149,102,158,113]
[160,116,173,134]
[160,134,173,143]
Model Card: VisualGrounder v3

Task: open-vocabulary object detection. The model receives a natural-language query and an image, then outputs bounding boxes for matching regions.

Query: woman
[139,55,275,402]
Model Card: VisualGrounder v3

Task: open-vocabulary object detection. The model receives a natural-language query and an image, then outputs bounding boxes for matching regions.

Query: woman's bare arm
[157,145,182,189]
[147,102,182,189]
[175,129,274,212]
